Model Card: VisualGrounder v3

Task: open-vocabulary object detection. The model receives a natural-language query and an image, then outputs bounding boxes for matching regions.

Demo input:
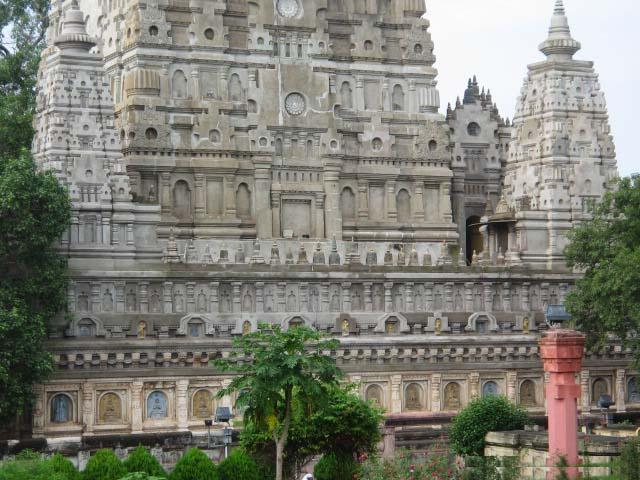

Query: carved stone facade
[31,0,629,439]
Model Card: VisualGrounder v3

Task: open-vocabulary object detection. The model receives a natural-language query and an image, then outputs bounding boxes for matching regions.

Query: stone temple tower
[500,0,618,270]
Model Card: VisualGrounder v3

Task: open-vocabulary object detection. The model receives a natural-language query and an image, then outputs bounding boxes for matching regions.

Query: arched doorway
[466,216,483,264]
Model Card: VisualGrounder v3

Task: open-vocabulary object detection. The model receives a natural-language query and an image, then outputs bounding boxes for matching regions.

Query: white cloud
[427,0,639,176]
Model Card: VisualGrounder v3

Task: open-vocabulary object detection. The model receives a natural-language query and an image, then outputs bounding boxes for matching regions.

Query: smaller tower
[499,0,618,270]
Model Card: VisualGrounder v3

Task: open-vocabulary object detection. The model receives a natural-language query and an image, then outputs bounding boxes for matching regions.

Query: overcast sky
[427,0,639,177]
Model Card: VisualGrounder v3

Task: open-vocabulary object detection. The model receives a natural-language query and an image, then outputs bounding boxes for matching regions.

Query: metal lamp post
[545,304,572,329]
[204,419,213,448]
[223,426,233,459]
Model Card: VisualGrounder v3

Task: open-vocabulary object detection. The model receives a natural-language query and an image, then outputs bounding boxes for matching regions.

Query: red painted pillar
[539,329,585,479]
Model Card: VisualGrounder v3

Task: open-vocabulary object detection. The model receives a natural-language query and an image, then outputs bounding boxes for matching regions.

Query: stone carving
[147,391,168,419]
[592,378,609,404]
[99,393,122,423]
[192,390,212,419]
[520,380,537,407]
[628,378,640,403]
[366,385,384,407]
[103,289,113,312]
[405,383,423,410]
[197,290,207,312]
[285,93,306,116]
[137,321,147,339]
[126,289,137,312]
[277,0,299,18]
[286,291,298,311]
[444,383,461,411]
[149,291,161,313]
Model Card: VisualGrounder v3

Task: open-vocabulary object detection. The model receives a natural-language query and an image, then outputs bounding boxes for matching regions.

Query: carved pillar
[277,282,286,312]
[439,181,453,222]
[385,180,397,220]
[186,282,196,313]
[357,180,369,220]
[413,181,425,222]
[32,385,45,435]
[91,282,101,312]
[424,282,434,311]
[163,282,173,314]
[342,282,351,312]
[391,375,402,414]
[68,282,77,313]
[321,283,330,312]
[126,223,134,246]
[82,383,94,434]
[101,214,111,245]
[115,281,126,313]
[464,283,474,312]
[469,373,480,399]
[232,282,242,313]
[431,374,442,412]
[160,172,172,214]
[616,369,626,413]
[507,371,518,403]
[209,282,219,313]
[355,76,364,111]
[384,282,393,312]
[177,379,189,430]
[522,282,531,312]
[364,282,373,312]
[323,160,343,240]
[263,191,280,239]
[444,283,454,312]
[254,159,273,239]
[580,370,590,413]
[190,70,200,99]
[256,282,264,312]
[405,283,414,312]
[139,282,149,314]
[503,282,512,312]
[315,193,326,238]
[224,175,237,218]
[194,174,206,218]
[131,381,143,433]
[483,283,493,312]
[540,330,586,479]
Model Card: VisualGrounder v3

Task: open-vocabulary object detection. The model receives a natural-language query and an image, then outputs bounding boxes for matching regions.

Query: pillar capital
[539,329,586,373]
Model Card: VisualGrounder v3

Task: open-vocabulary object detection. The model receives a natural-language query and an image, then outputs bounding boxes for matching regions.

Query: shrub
[460,456,519,480]
[449,395,528,456]
[0,456,67,480]
[357,450,459,480]
[217,450,260,480]
[48,453,81,480]
[169,449,217,480]
[614,438,640,480]
[117,474,166,480]
[83,449,127,480]
[123,447,165,477]
[313,453,358,480]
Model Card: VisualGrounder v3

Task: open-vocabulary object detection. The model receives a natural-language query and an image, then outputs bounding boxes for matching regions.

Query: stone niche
[281,198,312,238]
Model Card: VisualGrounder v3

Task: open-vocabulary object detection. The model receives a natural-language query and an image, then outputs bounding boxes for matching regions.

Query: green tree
[169,448,217,480]
[123,446,166,477]
[214,324,342,480]
[0,152,70,423]
[313,453,358,480]
[83,449,127,480]
[1,0,50,159]
[565,176,640,353]
[449,395,528,457]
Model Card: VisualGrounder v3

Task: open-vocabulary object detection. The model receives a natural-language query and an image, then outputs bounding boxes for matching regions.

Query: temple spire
[54,0,95,52]
[538,0,581,60]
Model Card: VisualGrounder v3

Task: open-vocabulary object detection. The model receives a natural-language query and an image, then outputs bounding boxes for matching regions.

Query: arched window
[366,385,384,407]
[147,391,168,419]
[306,139,313,158]
[392,84,405,111]
[444,383,461,410]
[173,180,192,219]
[188,320,203,337]
[50,394,72,423]
[228,73,242,101]
[340,81,353,109]
[77,318,96,337]
[172,70,188,99]
[396,189,411,223]
[275,138,283,157]
[467,122,481,136]
[482,381,499,398]
[341,187,356,220]
[519,380,537,407]
[236,183,251,218]
[592,378,609,405]
[405,383,423,411]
